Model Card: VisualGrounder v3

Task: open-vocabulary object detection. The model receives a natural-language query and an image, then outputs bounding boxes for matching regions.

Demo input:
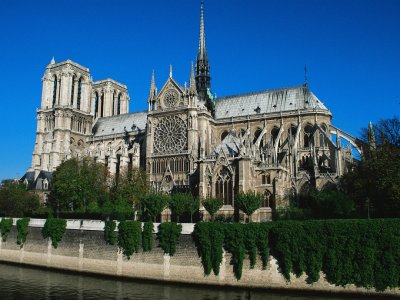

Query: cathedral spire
[148,70,157,101]
[198,0,207,62]
[195,0,211,106]
[189,62,196,92]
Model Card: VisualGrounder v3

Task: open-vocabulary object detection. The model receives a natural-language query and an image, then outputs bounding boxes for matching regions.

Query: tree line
[0,116,398,220]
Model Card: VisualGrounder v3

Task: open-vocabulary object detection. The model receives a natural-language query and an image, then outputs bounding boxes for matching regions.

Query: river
[0,263,371,300]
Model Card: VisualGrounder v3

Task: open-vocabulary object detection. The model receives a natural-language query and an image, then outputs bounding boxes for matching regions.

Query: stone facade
[24,2,359,213]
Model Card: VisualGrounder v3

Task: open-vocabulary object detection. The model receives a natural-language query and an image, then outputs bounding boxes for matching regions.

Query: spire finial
[50,56,55,65]
[169,64,173,78]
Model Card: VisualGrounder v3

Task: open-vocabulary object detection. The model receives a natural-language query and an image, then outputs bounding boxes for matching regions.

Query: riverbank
[0,218,399,297]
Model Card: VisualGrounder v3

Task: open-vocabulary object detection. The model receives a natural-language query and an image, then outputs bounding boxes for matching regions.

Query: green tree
[235,191,262,222]
[202,198,223,221]
[169,192,199,222]
[341,117,400,217]
[187,196,200,223]
[308,189,355,219]
[140,193,168,222]
[110,168,148,219]
[0,182,40,217]
[49,158,109,213]
[169,193,187,222]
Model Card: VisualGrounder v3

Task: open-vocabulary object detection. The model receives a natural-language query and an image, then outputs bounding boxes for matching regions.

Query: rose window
[154,116,187,154]
[164,90,178,107]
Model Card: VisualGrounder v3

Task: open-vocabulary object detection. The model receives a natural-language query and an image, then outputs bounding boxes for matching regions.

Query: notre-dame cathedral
[23,1,359,219]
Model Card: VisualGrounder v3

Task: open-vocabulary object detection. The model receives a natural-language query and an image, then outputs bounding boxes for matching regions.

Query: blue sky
[0,0,399,180]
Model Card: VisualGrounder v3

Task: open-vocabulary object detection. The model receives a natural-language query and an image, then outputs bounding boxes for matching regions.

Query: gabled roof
[212,132,241,156]
[92,111,147,137]
[214,85,329,120]
[21,170,52,190]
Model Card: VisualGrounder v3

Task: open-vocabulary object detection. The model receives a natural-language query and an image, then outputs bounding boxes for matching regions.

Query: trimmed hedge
[117,220,142,259]
[193,219,400,291]
[0,218,13,242]
[16,217,30,247]
[42,218,67,248]
[142,221,154,252]
[157,222,182,256]
[104,220,117,245]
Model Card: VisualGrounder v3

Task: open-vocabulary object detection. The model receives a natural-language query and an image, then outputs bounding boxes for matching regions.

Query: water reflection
[0,263,366,300]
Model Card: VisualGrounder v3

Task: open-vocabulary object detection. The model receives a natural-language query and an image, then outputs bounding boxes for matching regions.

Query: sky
[0,0,399,180]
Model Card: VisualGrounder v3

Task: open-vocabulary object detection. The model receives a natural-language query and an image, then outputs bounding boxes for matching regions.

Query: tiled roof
[92,111,147,137]
[214,86,329,120]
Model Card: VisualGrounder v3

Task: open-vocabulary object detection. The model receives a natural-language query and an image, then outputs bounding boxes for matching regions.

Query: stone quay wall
[0,218,398,297]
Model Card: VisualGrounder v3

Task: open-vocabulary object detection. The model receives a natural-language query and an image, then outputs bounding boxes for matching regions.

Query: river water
[0,263,370,300]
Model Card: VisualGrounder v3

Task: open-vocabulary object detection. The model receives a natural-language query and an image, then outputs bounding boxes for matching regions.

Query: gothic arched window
[215,167,233,206]
[320,124,328,147]
[253,128,262,144]
[117,93,121,115]
[112,93,115,116]
[100,93,104,117]
[52,76,57,107]
[221,130,229,142]
[70,75,75,106]
[77,78,82,110]
[304,124,314,148]
[271,126,280,146]
[288,125,297,145]
[94,92,99,118]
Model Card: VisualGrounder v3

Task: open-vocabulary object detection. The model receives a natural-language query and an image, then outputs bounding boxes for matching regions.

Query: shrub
[0,218,13,242]
[224,223,245,280]
[42,218,67,248]
[117,220,141,259]
[104,220,117,245]
[157,222,182,256]
[193,222,224,276]
[142,221,153,252]
[16,217,30,247]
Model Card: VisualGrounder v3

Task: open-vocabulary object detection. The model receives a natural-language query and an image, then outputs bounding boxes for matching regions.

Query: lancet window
[304,124,314,148]
[52,76,57,107]
[77,78,82,110]
[215,167,233,206]
[70,76,75,106]
[94,93,99,118]
[117,93,121,115]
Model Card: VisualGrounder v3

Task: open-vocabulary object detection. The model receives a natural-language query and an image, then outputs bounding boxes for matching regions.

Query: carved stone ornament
[163,90,179,107]
[153,115,187,154]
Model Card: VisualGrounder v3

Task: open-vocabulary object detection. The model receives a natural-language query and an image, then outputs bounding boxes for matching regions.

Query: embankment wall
[0,218,398,297]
